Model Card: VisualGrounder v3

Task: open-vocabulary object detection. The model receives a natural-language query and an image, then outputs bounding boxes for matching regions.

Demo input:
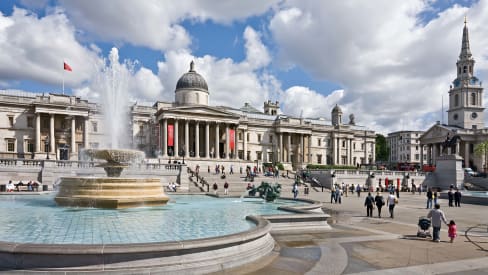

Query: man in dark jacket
[454,188,462,207]
[364,192,375,217]
[426,188,433,209]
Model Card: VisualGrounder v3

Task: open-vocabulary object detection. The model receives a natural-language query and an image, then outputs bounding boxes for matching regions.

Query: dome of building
[175,61,208,92]
[332,104,342,113]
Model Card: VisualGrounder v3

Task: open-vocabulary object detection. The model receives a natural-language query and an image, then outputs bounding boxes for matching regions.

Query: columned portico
[184,120,189,158]
[215,124,220,159]
[205,123,210,158]
[195,122,200,158]
[225,124,230,159]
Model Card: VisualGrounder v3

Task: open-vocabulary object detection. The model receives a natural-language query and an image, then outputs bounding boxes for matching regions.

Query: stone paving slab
[227,190,488,275]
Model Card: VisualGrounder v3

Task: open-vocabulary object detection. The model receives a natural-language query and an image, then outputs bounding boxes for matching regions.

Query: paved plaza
[220,188,488,275]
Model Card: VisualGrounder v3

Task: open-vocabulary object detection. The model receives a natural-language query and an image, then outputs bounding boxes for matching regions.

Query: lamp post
[45,135,50,160]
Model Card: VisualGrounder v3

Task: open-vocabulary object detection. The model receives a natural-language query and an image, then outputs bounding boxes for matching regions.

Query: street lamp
[45,135,50,160]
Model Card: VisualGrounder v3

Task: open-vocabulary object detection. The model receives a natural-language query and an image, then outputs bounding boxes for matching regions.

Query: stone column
[279,133,283,162]
[333,137,337,165]
[287,133,291,163]
[465,142,470,168]
[308,135,312,163]
[174,120,179,157]
[215,123,220,159]
[420,144,424,166]
[185,120,189,158]
[226,124,230,159]
[234,125,238,159]
[50,114,55,154]
[433,144,438,165]
[205,122,210,158]
[35,113,41,152]
[195,121,200,158]
[162,119,167,157]
[83,116,89,148]
[71,117,76,153]
[300,134,304,163]
[455,141,460,155]
[243,129,248,161]
[427,145,432,164]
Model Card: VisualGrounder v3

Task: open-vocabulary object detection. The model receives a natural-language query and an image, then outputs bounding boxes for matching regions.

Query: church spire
[460,16,472,60]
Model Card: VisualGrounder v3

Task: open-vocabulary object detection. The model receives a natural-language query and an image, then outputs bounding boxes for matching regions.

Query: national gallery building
[0,62,376,170]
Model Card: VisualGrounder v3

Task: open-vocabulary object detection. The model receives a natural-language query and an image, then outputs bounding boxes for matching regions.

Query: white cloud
[268,0,488,133]
[280,86,343,119]
[0,7,100,88]
[58,0,279,51]
[157,26,278,109]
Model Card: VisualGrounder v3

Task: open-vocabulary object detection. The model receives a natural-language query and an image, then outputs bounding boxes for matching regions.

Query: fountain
[55,148,169,208]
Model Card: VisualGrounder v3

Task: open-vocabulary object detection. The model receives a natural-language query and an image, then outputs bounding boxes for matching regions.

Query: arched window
[454,94,459,106]
[463,66,467,73]
[471,93,476,105]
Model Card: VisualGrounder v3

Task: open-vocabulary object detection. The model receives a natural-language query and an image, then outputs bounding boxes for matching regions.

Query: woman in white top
[386,192,397,218]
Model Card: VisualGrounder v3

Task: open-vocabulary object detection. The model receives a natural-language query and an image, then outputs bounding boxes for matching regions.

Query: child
[448,220,457,243]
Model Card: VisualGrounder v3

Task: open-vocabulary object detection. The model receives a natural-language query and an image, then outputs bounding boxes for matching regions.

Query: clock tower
[447,17,484,129]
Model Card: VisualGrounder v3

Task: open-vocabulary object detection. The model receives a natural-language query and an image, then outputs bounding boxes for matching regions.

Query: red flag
[229,129,235,150]
[167,125,174,146]
[64,62,72,72]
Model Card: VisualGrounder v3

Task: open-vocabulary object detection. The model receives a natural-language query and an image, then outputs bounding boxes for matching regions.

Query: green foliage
[276,162,284,170]
[474,140,488,172]
[375,134,389,162]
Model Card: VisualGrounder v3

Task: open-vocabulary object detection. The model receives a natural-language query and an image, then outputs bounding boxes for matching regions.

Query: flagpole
[62,60,65,95]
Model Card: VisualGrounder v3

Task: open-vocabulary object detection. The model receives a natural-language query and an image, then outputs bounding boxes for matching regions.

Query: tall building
[387,131,426,169]
[420,18,486,171]
[0,62,376,170]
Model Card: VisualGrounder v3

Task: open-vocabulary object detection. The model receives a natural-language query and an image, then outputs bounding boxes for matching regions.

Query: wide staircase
[187,168,300,197]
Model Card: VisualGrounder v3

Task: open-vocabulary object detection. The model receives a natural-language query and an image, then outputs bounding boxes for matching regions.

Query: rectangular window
[257,134,261,142]
[415,154,420,160]
[318,138,321,147]
[8,116,14,127]
[6,139,15,152]
[238,150,243,159]
[342,141,346,147]
[269,135,273,143]
[246,151,251,161]
[92,122,98,133]
[246,133,250,142]
[25,140,34,153]
[238,132,242,141]
[27,117,34,128]
[256,151,262,161]
[317,154,322,164]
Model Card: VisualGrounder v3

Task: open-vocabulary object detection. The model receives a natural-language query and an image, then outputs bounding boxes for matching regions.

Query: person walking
[387,191,397,219]
[426,188,433,209]
[418,184,422,195]
[364,192,375,217]
[335,185,342,204]
[454,188,462,207]
[427,203,448,242]
[447,188,454,207]
[212,182,218,195]
[395,186,400,198]
[224,181,229,195]
[433,190,438,205]
[374,192,385,218]
[448,220,457,243]
[356,184,361,197]
[292,183,299,200]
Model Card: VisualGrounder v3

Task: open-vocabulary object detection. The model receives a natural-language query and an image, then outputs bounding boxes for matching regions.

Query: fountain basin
[55,177,169,208]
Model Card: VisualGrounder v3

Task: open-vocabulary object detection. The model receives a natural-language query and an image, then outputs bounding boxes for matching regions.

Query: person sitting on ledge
[27,180,32,191]
[6,180,15,192]
[15,180,24,191]
[32,181,40,192]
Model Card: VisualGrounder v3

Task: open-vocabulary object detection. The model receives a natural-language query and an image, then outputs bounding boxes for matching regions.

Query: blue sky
[0,0,486,134]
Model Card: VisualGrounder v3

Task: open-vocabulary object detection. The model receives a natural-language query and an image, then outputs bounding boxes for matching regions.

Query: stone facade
[387,130,426,168]
[0,63,376,170]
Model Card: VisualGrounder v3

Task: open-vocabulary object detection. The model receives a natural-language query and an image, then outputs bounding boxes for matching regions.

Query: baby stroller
[417,216,432,238]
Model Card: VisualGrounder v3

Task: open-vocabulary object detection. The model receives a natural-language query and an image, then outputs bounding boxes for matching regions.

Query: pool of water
[0,194,304,245]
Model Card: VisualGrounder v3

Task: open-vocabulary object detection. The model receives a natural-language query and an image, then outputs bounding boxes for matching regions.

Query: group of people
[5,180,39,192]
[357,185,458,243]
[167,182,178,192]
[212,181,230,195]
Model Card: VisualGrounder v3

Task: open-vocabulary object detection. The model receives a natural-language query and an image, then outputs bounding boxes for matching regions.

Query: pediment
[159,105,240,120]
[420,124,453,142]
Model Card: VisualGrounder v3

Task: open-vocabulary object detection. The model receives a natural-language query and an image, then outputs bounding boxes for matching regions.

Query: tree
[474,140,488,173]
[375,134,389,162]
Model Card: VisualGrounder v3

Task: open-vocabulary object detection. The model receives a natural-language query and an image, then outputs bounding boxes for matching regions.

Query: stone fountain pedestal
[55,149,169,209]
[55,177,169,208]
